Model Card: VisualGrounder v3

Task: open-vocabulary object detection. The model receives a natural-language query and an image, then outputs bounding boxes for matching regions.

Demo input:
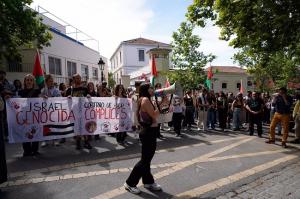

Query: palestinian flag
[165,78,170,88]
[43,123,75,136]
[150,55,158,86]
[205,66,213,90]
[33,50,45,86]
[240,79,244,94]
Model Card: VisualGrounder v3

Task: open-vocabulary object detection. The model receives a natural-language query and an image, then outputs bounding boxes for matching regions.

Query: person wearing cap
[291,89,300,144]
[266,87,293,148]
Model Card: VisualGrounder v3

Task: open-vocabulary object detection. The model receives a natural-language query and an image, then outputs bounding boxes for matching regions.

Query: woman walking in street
[124,83,161,194]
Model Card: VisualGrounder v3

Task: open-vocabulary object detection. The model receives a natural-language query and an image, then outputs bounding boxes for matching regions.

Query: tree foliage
[108,72,116,89]
[187,0,300,90]
[0,0,52,63]
[169,21,215,90]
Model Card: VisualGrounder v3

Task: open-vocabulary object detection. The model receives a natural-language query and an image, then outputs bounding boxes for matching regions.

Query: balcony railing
[7,62,34,73]
[52,75,101,86]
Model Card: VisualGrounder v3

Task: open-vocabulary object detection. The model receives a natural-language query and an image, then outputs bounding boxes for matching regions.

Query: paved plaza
[0,127,299,199]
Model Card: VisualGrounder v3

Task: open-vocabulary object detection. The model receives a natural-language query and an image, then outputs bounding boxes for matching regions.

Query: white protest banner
[80,97,133,135]
[6,97,80,143]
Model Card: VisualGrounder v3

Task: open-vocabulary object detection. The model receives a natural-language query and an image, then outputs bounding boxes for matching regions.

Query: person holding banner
[124,83,162,194]
[66,74,92,150]
[18,74,41,156]
[40,75,62,147]
[114,84,128,144]
[87,82,101,141]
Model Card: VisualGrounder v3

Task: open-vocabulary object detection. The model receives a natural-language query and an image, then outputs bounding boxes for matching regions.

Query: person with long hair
[87,82,101,141]
[114,84,128,144]
[124,83,161,194]
[59,83,67,97]
[13,79,22,97]
[66,74,92,150]
[232,93,244,131]
[217,91,228,131]
[183,90,195,130]
[19,74,41,156]
[40,74,62,147]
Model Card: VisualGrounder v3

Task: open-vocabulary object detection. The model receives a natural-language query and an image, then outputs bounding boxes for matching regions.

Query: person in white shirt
[172,95,184,137]
[197,88,209,131]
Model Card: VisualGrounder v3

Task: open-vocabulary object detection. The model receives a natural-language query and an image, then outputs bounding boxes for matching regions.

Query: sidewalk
[217,161,300,199]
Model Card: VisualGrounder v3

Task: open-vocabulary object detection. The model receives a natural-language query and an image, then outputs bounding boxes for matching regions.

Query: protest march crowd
[1,70,299,153]
[0,70,300,191]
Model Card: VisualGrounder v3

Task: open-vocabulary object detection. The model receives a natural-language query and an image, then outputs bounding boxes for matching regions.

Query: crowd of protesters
[1,70,300,154]
[1,70,300,190]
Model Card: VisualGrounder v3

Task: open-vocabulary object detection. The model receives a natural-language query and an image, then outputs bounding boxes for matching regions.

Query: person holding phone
[266,87,293,148]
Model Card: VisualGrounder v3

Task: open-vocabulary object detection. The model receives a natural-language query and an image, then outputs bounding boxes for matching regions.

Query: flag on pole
[150,55,158,86]
[240,79,244,94]
[32,50,45,86]
[165,78,170,88]
[205,66,213,90]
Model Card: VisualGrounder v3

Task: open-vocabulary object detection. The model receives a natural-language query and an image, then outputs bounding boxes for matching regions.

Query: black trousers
[22,142,39,155]
[156,124,161,138]
[0,125,7,184]
[126,127,157,186]
[184,106,194,127]
[249,114,263,135]
[116,132,127,143]
[218,108,227,129]
[173,113,183,135]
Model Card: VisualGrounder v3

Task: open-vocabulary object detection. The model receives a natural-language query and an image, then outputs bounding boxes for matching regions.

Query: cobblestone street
[217,159,300,199]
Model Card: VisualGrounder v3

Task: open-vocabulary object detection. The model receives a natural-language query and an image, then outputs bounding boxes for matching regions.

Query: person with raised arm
[124,83,161,194]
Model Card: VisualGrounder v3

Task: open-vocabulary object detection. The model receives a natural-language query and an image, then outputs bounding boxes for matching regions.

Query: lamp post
[98,57,105,83]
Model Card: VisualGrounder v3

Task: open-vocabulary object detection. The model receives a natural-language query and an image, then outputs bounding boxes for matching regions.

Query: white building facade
[208,66,255,94]
[110,38,170,85]
[3,6,108,85]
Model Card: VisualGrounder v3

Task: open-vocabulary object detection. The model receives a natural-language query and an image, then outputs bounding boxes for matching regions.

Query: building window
[7,62,22,72]
[119,51,122,63]
[49,56,62,75]
[92,68,98,79]
[81,64,89,81]
[237,82,241,89]
[222,83,227,89]
[67,61,77,77]
[138,49,145,62]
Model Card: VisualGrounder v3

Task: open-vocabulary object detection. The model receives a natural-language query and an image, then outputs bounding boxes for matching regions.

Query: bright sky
[31,0,238,66]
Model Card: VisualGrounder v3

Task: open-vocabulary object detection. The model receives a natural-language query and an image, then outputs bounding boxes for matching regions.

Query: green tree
[169,21,215,90]
[0,0,52,64]
[108,72,116,89]
[187,0,300,90]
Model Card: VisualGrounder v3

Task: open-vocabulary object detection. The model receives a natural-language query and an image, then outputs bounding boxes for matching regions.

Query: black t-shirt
[87,91,98,97]
[19,89,41,98]
[66,87,88,97]
[247,98,264,112]
[184,97,194,107]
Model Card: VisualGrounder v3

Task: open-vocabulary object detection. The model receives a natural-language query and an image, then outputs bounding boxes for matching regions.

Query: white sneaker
[124,183,141,194]
[41,142,48,147]
[197,127,201,131]
[144,183,162,191]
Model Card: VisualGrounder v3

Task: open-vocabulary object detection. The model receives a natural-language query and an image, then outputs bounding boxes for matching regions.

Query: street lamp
[98,57,105,82]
